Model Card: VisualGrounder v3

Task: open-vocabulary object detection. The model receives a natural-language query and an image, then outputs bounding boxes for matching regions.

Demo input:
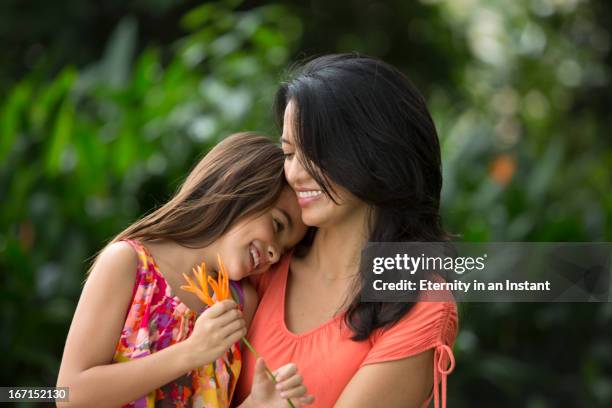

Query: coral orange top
[234,254,458,408]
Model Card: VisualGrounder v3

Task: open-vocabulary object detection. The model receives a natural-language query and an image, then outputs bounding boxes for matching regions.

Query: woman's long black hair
[275,53,448,341]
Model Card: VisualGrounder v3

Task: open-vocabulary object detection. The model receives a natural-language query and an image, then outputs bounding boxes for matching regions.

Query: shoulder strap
[229,280,245,309]
[121,239,149,268]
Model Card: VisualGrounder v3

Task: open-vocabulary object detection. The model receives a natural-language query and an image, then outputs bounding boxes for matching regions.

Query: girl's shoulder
[116,239,166,285]
[90,240,157,302]
[86,241,139,299]
[92,241,139,281]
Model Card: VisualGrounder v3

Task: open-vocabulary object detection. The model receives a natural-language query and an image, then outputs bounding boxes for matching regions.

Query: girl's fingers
[279,385,307,399]
[224,326,247,346]
[275,373,302,391]
[203,300,238,318]
[218,318,245,338]
[213,307,243,327]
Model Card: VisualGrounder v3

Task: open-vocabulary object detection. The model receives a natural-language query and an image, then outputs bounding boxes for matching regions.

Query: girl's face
[281,100,368,228]
[214,186,307,280]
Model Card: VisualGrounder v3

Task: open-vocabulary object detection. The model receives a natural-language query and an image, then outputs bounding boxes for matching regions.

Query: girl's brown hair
[111,132,286,248]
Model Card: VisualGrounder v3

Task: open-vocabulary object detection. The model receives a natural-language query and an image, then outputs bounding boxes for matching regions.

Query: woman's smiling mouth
[296,189,323,207]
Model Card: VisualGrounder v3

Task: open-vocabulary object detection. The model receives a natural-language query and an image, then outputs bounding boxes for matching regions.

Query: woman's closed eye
[283,152,294,160]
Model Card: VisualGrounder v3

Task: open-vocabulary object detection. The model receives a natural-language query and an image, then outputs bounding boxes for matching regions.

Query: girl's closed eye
[273,218,285,233]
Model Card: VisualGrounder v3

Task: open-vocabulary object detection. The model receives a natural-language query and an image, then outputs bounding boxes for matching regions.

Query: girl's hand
[183,300,246,368]
[249,358,315,407]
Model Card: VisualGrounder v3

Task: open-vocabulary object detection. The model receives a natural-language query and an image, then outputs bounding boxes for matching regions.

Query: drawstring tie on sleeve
[433,344,455,408]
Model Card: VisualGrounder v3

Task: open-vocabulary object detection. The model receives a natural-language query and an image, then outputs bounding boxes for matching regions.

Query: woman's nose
[285,156,306,186]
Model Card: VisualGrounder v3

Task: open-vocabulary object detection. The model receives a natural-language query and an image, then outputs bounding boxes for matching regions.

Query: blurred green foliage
[0,0,301,398]
[1,0,611,407]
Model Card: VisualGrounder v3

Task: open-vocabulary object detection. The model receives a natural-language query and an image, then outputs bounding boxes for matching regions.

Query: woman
[235,54,458,408]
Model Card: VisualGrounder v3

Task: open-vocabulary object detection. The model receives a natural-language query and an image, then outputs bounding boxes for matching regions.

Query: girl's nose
[267,244,280,264]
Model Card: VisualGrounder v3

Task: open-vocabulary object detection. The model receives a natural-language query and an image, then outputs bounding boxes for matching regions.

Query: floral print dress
[113,239,244,408]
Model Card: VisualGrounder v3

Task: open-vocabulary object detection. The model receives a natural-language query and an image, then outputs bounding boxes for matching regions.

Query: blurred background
[1,0,611,406]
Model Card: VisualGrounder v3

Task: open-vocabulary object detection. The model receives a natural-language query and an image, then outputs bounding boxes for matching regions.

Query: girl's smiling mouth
[249,242,262,271]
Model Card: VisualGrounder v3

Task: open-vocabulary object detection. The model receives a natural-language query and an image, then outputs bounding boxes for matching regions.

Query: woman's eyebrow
[280,137,291,145]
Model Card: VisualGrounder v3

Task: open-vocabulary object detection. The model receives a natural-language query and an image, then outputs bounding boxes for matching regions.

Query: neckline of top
[279,254,345,340]
[129,239,202,316]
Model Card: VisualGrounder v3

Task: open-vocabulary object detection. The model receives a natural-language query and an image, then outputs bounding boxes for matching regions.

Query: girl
[236,55,458,408]
[57,132,313,408]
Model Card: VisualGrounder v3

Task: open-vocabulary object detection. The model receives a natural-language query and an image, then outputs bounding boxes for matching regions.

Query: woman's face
[215,186,307,280]
[281,100,368,228]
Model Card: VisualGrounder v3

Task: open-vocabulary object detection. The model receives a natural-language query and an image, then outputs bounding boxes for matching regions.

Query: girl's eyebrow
[280,137,291,145]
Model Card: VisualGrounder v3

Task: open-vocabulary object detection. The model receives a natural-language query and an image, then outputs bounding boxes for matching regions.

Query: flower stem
[242,337,297,408]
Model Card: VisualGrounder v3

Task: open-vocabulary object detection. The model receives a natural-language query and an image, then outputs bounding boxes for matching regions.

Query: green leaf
[29,67,77,132]
[45,99,75,176]
[181,4,218,31]
[0,82,32,165]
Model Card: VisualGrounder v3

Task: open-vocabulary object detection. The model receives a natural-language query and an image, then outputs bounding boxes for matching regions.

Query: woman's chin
[300,211,327,228]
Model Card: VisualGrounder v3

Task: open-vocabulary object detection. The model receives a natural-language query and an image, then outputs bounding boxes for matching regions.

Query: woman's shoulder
[366,300,458,360]
[394,300,457,338]
[403,299,458,337]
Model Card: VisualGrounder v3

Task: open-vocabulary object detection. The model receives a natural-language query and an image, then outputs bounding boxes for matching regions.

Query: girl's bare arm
[56,242,244,407]
[56,242,192,407]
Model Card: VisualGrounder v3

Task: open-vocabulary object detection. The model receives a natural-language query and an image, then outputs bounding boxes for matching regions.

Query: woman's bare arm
[334,349,434,408]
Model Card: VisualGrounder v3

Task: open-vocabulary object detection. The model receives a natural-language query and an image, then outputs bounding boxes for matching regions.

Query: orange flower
[180,256,230,305]
[180,255,297,407]
[210,254,230,301]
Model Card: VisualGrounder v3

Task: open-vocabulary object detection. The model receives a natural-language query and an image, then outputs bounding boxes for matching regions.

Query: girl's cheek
[257,223,274,241]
